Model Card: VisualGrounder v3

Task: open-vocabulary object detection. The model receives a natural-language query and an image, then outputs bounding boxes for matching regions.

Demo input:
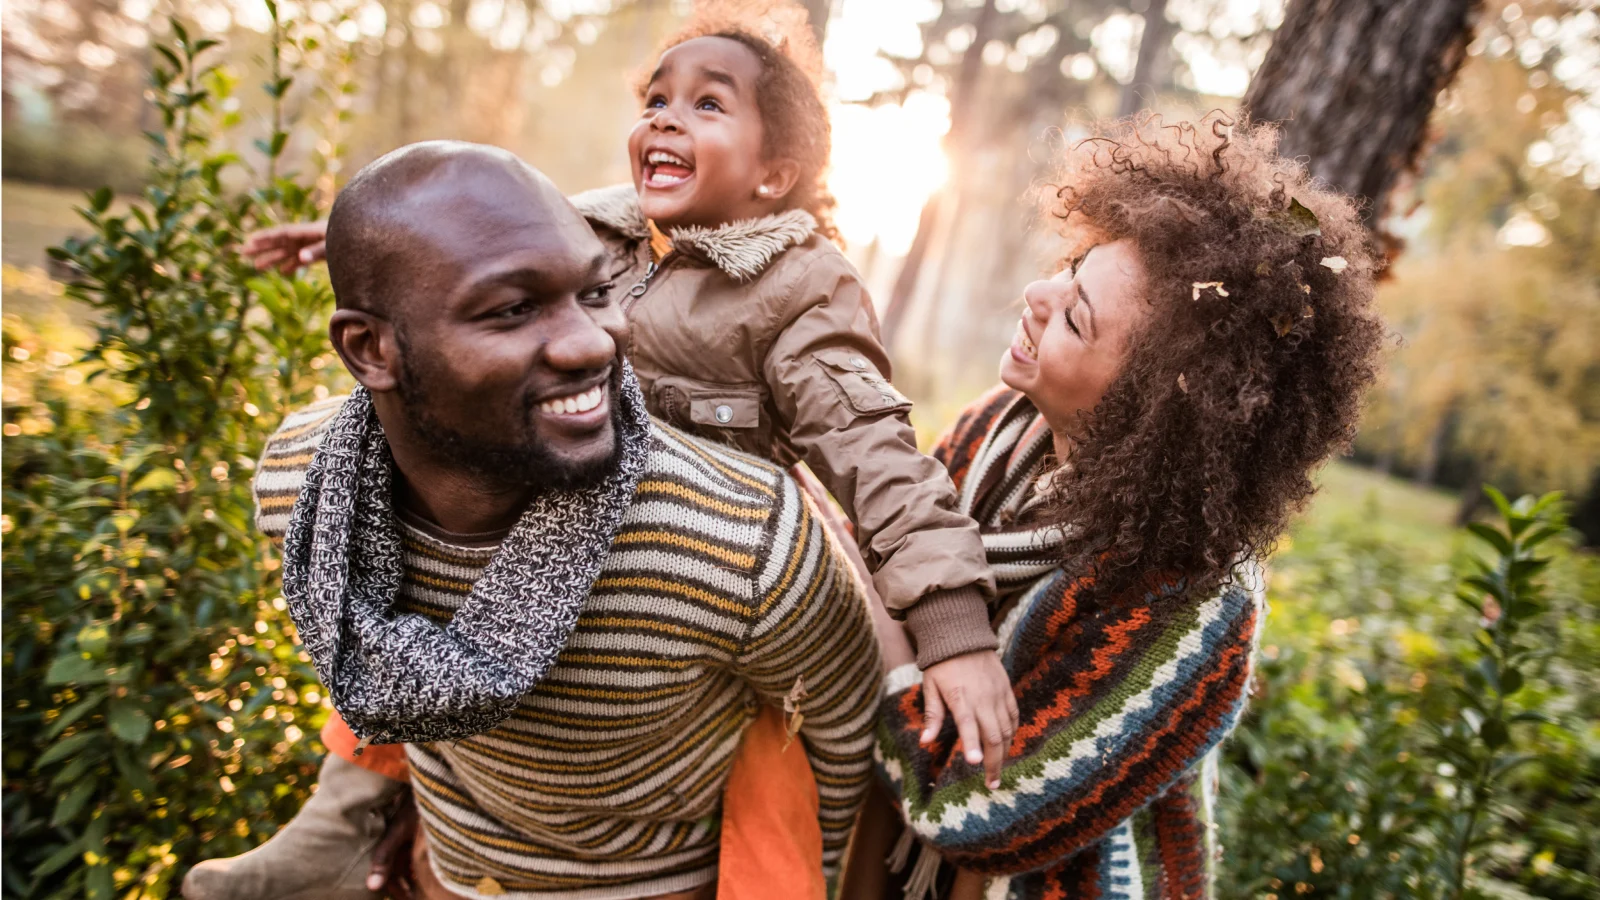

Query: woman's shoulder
[931,385,1028,475]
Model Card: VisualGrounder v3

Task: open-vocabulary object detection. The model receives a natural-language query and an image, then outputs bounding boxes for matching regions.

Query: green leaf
[44,689,109,740]
[89,187,113,214]
[35,730,100,770]
[1521,524,1565,552]
[130,468,179,493]
[1499,668,1524,696]
[1483,485,1512,519]
[30,838,84,878]
[86,862,114,900]
[1480,718,1509,749]
[1465,522,1512,557]
[50,779,97,826]
[46,654,109,686]
[113,747,157,796]
[106,703,151,746]
[1477,657,1501,693]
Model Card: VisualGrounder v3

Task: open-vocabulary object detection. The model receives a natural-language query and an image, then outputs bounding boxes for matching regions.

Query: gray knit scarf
[280,365,652,745]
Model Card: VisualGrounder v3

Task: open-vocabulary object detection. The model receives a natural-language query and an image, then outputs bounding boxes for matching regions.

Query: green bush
[1220,490,1600,898]
[1,14,351,900]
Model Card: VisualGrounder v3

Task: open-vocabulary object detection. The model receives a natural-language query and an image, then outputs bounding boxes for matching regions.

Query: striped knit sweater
[254,397,882,900]
[876,387,1263,899]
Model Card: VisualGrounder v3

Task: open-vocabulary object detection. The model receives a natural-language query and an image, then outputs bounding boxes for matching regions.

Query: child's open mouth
[644,150,695,188]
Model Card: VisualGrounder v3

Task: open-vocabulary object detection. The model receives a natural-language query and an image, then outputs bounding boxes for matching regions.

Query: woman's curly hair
[637,0,838,240]
[1042,112,1384,603]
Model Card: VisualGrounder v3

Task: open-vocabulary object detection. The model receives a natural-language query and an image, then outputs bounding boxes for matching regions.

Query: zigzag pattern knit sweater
[876,387,1262,900]
[255,398,882,900]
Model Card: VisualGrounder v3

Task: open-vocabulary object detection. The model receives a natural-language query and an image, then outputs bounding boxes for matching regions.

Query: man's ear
[329,309,401,393]
[755,159,802,203]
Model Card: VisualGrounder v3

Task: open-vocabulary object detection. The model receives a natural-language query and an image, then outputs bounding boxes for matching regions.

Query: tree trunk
[800,0,831,46]
[1118,0,1172,118]
[1243,0,1482,229]
[881,0,999,350]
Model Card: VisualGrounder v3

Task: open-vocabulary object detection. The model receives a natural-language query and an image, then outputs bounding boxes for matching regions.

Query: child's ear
[755,159,802,203]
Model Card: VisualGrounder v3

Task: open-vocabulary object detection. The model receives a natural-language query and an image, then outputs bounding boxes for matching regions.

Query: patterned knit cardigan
[875,387,1263,900]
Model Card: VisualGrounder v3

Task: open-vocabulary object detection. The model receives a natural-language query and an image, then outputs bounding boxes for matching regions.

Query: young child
[200,4,1011,898]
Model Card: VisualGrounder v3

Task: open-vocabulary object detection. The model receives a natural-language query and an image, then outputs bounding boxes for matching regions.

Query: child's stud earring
[757,185,770,196]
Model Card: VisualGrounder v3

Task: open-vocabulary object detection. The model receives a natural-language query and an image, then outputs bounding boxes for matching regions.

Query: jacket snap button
[714,404,734,424]
[851,356,869,370]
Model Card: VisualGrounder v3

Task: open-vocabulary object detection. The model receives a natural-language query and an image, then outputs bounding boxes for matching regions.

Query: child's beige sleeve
[761,253,998,668]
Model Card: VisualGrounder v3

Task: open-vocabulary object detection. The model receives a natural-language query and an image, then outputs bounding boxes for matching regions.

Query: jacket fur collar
[571,183,817,282]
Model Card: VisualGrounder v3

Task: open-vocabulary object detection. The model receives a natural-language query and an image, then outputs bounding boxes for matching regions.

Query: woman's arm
[876,572,1261,876]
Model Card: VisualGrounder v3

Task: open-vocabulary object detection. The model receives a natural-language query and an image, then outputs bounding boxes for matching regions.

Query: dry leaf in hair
[1301,283,1312,294]
[1255,261,1273,276]
[1271,311,1295,337]
[1283,198,1323,237]
[1192,281,1228,301]
[1320,256,1349,273]
[1177,373,1189,393]
[1302,305,1315,320]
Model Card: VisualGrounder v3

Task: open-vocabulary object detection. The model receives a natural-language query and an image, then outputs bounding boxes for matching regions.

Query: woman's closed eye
[1064,307,1083,339]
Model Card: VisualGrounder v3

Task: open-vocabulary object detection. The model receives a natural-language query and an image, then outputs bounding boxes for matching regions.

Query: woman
[855,113,1384,899]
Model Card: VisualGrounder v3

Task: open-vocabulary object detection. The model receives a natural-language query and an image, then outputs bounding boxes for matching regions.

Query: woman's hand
[241,221,329,272]
[920,651,1018,790]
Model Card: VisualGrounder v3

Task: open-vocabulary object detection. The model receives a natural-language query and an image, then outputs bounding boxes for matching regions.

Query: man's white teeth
[539,385,604,416]
[647,150,690,168]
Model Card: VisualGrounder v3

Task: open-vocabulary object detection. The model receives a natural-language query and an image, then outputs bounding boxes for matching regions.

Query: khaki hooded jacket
[571,185,997,665]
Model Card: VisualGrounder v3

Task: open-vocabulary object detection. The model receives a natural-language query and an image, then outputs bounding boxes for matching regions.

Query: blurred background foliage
[1,0,1596,898]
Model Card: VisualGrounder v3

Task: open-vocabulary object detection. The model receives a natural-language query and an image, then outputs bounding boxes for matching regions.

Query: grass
[3,179,108,325]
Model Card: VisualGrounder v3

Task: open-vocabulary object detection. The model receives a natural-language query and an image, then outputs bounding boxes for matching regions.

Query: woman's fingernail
[367,875,384,890]
[967,750,983,764]
[988,780,999,790]
[300,249,313,263]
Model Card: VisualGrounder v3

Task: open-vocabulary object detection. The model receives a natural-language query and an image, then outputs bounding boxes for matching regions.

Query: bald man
[183,143,879,900]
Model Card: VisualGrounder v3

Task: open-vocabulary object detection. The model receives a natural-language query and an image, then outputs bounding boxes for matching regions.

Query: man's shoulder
[254,394,351,539]
[640,419,791,509]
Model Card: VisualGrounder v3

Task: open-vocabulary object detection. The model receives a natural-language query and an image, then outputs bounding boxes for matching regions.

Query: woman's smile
[1010,317,1039,364]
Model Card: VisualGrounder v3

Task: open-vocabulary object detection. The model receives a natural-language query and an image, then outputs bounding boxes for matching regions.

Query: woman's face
[1000,239,1149,436]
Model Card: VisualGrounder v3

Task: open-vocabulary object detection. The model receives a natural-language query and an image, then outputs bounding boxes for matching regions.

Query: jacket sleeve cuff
[903,586,999,669]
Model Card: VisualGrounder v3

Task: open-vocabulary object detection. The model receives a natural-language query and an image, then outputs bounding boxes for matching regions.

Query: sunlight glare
[828,95,950,256]
[824,0,949,256]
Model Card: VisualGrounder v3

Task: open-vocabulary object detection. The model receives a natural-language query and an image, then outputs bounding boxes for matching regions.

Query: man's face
[388,172,629,491]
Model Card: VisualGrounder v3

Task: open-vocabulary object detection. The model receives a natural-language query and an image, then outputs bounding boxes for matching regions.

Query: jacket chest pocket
[650,376,772,455]
[815,349,912,417]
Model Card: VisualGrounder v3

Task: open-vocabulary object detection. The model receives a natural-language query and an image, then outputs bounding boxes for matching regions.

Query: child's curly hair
[638,0,838,240]
[1042,112,1385,603]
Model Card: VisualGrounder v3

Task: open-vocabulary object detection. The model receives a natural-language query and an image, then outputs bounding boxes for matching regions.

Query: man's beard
[394,332,625,493]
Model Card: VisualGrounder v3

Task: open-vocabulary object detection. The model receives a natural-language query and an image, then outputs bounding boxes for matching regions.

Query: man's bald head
[324,141,576,320]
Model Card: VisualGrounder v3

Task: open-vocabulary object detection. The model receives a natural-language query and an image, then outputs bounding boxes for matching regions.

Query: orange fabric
[320,709,410,783]
[716,705,826,900]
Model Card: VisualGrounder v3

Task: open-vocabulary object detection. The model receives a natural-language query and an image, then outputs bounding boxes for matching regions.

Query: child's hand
[241,221,329,272]
[920,651,1018,790]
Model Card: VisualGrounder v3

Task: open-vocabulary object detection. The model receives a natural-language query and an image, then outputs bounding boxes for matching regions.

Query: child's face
[629,36,780,230]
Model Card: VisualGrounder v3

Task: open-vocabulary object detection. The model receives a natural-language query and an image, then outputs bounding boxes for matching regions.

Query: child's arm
[762,256,995,661]
[762,255,1017,784]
